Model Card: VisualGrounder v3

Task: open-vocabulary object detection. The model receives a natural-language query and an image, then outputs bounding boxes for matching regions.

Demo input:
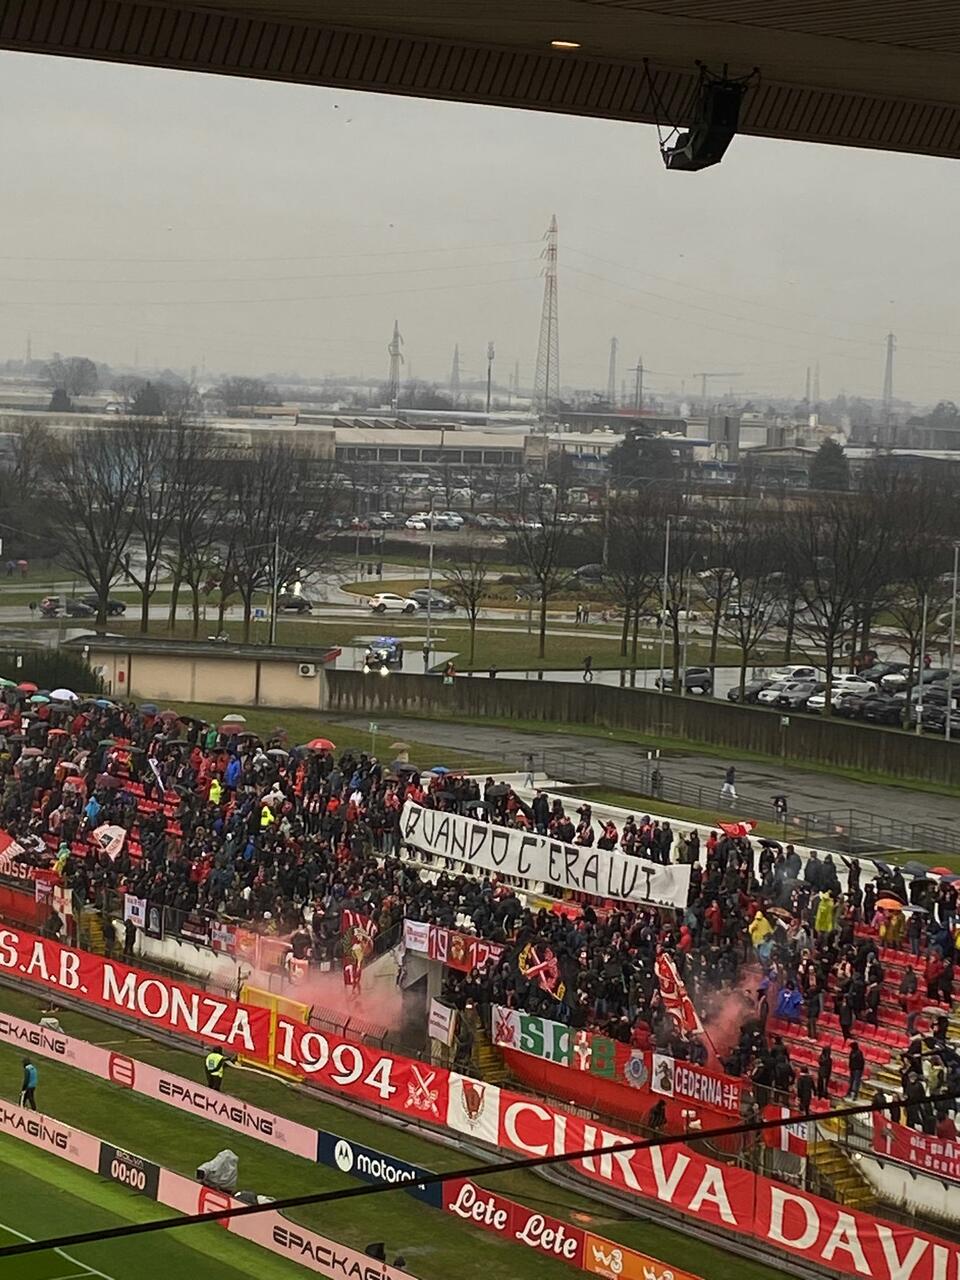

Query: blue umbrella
[140,702,159,715]
[95,698,114,709]
[430,765,450,774]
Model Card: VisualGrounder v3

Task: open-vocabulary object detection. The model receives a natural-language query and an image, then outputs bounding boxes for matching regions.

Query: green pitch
[0,1137,305,1279]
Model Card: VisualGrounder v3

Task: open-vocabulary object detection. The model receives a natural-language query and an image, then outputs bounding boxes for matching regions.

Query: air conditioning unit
[298,663,318,678]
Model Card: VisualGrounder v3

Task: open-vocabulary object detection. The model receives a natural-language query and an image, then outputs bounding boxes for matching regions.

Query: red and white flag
[655,951,705,1035]
[341,909,378,986]
[762,1105,810,1155]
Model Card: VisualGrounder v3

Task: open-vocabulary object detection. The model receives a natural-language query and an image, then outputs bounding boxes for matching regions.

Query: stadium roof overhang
[6,1,960,159]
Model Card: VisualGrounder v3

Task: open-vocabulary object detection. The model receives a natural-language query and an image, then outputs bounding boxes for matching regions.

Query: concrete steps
[809,1140,875,1210]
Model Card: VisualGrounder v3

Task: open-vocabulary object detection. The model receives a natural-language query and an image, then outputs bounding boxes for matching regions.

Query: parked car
[882,666,951,692]
[655,666,714,694]
[80,595,127,616]
[912,704,960,734]
[776,680,824,710]
[860,695,904,725]
[368,593,419,614]
[405,516,428,531]
[767,665,818,683]
[727,678,775,704]
[409,589,456,611]
[573,563,604,582]
[65,599,97,618]
[276,593,312,614]
[757,680,793,704]
[831,674,879,698]
[826,691,868,718]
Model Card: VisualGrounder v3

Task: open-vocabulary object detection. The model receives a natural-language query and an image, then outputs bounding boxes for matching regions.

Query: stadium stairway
[78,907,106,956]
[808,1134,876,1209]
[465,1012,508,1085]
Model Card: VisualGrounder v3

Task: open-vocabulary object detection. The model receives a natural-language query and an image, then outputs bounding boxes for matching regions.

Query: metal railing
[535,752,960,859]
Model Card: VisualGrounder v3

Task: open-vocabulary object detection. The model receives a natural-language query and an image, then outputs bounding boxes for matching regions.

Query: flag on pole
[341,909,378,988]
[762,1105,810,1155]
[655,951,705,1035]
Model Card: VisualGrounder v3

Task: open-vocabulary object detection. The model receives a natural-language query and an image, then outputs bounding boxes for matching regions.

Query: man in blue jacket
[20,1058,37,1110]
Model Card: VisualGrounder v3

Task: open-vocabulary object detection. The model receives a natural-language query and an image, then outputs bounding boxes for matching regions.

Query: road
[331,714,960,830]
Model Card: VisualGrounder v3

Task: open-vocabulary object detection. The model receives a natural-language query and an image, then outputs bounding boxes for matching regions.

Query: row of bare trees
[23,420,338,638]
[497,465,960,703]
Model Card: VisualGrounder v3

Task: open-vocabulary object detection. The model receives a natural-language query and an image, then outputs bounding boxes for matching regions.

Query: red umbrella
[931,867,953,877]
[305,737,336,752]
[718,820,758,838]
[17,682,37,693]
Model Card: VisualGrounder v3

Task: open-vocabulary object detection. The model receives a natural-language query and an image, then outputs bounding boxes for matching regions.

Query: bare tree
[441,545,492,666]
[510,484,574,659]
[883,471,956,670]
[719,516,789,696]
[656,496,702,691]
[785,492,892,710]
[11,420,51,494]
[46,430,138,626]
[163,424,221,637]
[221,442,337,640]
[122,422,182,632]
[44,355,98,397]
[605,496,661,662]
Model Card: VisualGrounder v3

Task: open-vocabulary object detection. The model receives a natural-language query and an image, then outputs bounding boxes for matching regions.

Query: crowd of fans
[0,688,957,1138]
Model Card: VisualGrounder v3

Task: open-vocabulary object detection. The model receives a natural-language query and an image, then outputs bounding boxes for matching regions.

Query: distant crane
[695,371,742,403]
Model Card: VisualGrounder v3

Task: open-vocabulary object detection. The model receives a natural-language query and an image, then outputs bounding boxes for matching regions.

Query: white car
[767,665,818,683]
[757,680,791,704]
[368,593,419,614]
[832,674,878,697]
[405,517,428,530]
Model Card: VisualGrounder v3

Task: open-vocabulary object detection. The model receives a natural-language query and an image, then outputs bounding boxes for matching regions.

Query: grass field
[0,985,781,1280]
[0,1137,307,1280]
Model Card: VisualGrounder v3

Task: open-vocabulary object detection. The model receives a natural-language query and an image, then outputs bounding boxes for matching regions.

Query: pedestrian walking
[796,1066,815,1114]
[523,753,535,788]
[720,765,737,805]
[582,655,594,683]
[20,1058,37,1110]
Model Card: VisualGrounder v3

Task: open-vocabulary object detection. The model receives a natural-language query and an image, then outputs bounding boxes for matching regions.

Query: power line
[0,1091,938,1260]
[0,238,542,265]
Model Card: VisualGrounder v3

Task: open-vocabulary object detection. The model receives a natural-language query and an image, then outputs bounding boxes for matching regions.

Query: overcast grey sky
[3,49,959,406]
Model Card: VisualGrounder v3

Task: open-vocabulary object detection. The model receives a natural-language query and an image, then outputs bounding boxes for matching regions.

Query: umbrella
[50,688,78,702]
[58,761,80,773]
[876,897,905,911]
[266,747,289,758]
[768,906,792,919]
[430,765,450,774]
[140,702,159,715]
[0,678,16,689]
[390,741,410,751]
[394,762,419,775]
[487,783,510,798]
[219,722,243,735]
[222,713,247,724]
[99,738,118,747]
[758,838,783,850]
[718,820,758,838]
[930,866,954,877]
[95,773,122,789]
[164,738,190,746]
[28,694,49,705]
[47,728,68,737]
[94,698,115,709]
[17,682,37,693]
[304,737,336,752]
[21,747,42,758]
[900,861,933,879]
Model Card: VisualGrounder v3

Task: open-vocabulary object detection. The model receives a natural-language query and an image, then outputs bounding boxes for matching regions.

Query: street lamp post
[269,531,280,646]
[947,544,959,740]
[425,502,436,662]
[486,342,495,415]
[916,593,929,736]
[658,516,671,694]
